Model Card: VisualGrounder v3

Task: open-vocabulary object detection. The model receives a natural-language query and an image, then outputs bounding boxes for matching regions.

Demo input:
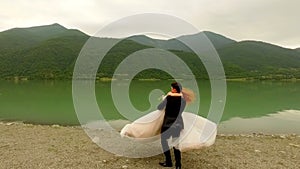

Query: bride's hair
[182,88,195,104]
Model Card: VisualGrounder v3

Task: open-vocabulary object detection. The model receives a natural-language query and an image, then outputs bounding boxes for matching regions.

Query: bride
[120,82,217,168]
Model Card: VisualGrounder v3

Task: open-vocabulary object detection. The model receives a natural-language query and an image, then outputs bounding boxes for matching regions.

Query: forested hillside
[1,24,300,80]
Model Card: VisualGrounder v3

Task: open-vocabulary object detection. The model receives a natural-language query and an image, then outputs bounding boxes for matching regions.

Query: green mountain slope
[0,24,89,79]
[0,23,300,80]
[129,31,236,52]
[0,35,89,79]
[220,41,300,69]
[0,23,73,51]
[219,41,300,78]
[128,35,191,51]
[177,31,236,50]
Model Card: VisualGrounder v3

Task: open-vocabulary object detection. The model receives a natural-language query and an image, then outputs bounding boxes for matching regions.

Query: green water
[0,80,300,133]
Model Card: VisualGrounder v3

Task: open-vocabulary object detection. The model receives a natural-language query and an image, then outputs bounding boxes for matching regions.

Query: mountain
[0,23,87,51]
[177,31,236,50]
[0,23,300,80]
[219,40,300,69]
[129,31,236,52]
[128,35,191,51]
[128,35,163,48]
[0,24,89,79]
[129,31,300,79]
[218,41,300,78]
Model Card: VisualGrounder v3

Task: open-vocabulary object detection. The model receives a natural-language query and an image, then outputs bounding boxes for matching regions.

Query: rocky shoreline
[1,121,299,169]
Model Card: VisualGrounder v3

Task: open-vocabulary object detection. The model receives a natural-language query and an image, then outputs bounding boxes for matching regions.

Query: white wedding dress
[120,110,217,152]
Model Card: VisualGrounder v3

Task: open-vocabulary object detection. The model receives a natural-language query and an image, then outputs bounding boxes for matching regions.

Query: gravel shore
[1,122,299,169]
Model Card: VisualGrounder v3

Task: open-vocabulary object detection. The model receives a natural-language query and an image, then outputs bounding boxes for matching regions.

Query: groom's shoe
[175,164,181,169]
[159,161,173,167]
[174,147,181,169]
[160,150,172,167]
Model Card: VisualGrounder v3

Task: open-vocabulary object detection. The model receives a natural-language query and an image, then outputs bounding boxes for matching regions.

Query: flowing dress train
[120,110,217,152]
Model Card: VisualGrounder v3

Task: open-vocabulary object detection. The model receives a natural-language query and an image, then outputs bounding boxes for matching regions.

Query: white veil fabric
[120,110,217,152]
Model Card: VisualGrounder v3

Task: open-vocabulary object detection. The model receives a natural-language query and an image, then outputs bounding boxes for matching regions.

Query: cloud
[191,0,300,48]
[0,0,299,48]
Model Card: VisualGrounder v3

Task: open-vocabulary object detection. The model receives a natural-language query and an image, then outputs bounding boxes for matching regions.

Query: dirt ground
[0,121,299,169]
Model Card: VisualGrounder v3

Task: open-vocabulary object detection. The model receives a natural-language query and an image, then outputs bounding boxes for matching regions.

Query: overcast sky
[1,0,299,48]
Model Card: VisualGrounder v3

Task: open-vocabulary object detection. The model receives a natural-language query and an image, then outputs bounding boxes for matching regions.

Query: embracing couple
[120,82,216,169]
[157,82,194,169]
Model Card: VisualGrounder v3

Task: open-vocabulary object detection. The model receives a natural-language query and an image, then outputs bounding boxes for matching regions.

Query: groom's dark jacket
[157,95,186,133]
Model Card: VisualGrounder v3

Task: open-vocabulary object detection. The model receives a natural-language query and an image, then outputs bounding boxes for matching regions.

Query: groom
[157,82,186,169]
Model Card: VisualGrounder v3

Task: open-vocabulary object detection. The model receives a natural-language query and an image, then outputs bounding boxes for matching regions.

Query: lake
[0,80,299,134]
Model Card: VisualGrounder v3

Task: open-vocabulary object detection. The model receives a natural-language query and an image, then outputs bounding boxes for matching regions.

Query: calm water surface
[0,80,299,134]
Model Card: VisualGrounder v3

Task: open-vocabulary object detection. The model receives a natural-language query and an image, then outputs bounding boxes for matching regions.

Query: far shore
[2,77,300,82]
[1,121,299,169]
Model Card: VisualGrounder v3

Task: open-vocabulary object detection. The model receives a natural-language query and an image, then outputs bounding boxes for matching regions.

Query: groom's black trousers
[161,126,181,152]
[161,126,182,166]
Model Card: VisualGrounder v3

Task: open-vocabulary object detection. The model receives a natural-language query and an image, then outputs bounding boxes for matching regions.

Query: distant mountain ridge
[0,23,87,51]
[0,23,300,80]
[128,31,236,52]
[0,23,89,79]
